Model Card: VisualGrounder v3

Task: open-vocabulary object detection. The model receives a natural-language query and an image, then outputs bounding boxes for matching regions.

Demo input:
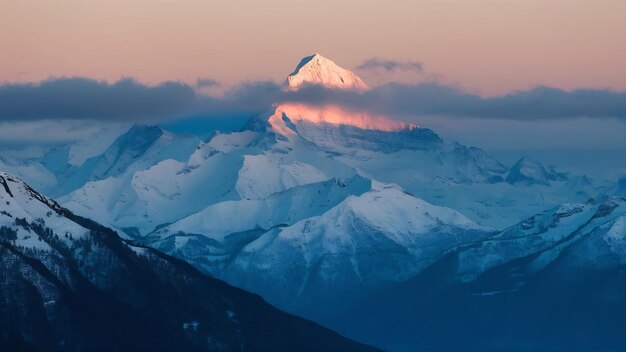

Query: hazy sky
[2,0,626,95]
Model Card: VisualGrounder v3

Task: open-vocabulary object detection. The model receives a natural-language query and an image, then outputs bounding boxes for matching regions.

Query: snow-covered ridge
[0,171,90,250]
[271,103,413,132]
[146,177,491,316]
[452,196,626,284]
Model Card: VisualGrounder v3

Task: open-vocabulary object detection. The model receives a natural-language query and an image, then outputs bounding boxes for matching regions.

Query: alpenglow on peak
[285,53,368,91]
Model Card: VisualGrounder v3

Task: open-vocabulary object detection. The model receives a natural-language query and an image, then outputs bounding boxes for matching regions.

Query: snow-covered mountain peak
[121,123,163,145]
[505,156,569,186]
[506,156,550,185]
[285,53,368,91]
[242,54,430,143]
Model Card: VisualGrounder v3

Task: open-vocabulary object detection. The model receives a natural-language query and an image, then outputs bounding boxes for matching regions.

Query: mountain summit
[506,156,567,186]
[285,53,367,91]
[276,54,413,132]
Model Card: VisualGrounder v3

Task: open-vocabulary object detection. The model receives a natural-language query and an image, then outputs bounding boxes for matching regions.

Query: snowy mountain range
[332,195,626,351]
[1,53,623,351]
[0,172,379,351]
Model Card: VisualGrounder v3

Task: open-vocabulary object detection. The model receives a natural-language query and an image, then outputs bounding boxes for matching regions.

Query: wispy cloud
[195,77,220,88]
[356,57,424,73]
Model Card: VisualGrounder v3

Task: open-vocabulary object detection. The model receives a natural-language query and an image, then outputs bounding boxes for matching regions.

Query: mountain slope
[0,172,380,352]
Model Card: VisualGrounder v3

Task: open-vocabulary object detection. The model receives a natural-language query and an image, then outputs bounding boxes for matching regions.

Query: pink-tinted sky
[1,0,626,95]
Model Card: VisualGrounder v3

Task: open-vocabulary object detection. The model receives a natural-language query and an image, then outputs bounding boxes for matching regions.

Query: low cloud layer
[0,77,272,122]
[1,77,626,123]
[280,84,626,120]
[1,77,625,177]
[0,78,198,121]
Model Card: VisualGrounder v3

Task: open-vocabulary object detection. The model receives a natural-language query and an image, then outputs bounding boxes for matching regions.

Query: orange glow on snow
[274,103,414,132]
